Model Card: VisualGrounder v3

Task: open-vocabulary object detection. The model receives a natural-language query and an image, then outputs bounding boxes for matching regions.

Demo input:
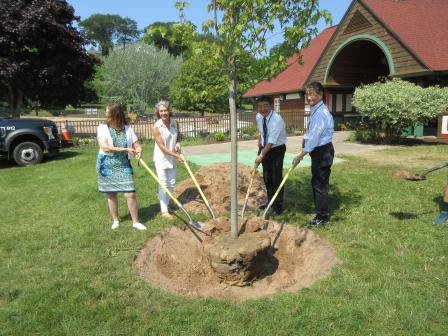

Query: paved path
[182,131,390,156]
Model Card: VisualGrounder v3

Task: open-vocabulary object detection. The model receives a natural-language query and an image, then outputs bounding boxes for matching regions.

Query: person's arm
[98,137,136,155]
[153,125,183,162]
[255,143,273,166]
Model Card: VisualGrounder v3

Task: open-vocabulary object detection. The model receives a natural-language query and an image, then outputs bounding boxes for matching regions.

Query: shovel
[241,164,257,218]
[262,163,298,219]
[138,158,207,234]
[395,162,448,181]
[180,154,216,219]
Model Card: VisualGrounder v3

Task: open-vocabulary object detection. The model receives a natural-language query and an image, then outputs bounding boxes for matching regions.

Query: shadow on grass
[389,212,419,220]
[0,150,79,170]
[281,175,362,223]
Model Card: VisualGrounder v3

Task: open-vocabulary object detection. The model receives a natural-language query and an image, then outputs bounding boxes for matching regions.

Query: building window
[274,97,280,112]
[346,94,352,112]
[336,94,343,113]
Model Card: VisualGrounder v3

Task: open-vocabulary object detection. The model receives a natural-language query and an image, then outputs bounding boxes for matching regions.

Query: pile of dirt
[174,163,267,215]
[392,169,424,181]
[134,217,339,300]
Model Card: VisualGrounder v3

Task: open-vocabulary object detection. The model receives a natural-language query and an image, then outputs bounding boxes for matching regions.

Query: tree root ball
[203,231,271,286]
[134,217,340,300]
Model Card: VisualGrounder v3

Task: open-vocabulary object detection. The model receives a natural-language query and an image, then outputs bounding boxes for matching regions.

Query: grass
[1,144,447,335]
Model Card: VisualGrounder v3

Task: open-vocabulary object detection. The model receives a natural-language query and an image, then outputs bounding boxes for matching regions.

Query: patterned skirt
[96,153,135,193]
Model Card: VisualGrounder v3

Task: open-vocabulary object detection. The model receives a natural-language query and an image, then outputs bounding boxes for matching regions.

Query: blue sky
[67,0,352,48]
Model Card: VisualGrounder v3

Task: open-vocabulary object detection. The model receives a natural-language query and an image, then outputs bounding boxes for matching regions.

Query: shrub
[212,131,226,142]
[352,78,448,142]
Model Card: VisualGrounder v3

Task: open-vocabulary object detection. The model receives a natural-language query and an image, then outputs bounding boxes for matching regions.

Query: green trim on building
[324,34,395,83]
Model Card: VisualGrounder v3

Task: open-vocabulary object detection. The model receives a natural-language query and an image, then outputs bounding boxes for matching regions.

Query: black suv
[0,111,71,166]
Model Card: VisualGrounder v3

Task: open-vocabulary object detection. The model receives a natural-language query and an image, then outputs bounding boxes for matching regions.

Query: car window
[0,110,10,119]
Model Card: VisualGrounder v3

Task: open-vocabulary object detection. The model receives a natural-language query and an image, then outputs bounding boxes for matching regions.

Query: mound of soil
[135,217,339,300]
[392,169,424,180]
[174,163,267,215]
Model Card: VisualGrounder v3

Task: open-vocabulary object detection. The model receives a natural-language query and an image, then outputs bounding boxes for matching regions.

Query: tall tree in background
[80,14,140,56]
[180,0,332,237]
[116,17,140,49]
[94,44,182,109]
[0,0,99,117]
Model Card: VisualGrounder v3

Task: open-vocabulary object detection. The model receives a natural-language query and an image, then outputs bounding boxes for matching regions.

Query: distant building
[244,0,448,135]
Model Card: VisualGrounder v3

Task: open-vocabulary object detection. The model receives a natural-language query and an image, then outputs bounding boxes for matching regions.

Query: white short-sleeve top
[153,118,178,169]
[97,124,138,159]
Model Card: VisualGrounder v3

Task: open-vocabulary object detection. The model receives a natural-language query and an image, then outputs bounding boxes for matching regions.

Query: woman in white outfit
[152,101,183,219]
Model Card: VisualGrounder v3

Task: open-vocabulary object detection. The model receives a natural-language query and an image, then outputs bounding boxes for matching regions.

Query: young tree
[95,44,182,109]
[352,78,448,141]
[0,0,99,117]
[143,21,195,56]
[171,41,261,114]
[180,0,331,237]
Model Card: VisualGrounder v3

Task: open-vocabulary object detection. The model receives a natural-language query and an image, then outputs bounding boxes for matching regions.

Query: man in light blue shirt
[254,95,287,216]
[293,82,334,226]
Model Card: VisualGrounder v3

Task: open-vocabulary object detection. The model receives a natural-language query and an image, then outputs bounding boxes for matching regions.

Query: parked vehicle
[0,111,73,166]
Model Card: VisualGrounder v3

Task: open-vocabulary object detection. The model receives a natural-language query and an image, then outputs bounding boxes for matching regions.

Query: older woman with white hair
[152,101,183,219]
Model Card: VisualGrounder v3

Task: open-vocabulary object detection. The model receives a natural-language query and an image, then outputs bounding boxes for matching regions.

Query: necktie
[263,117,267,147]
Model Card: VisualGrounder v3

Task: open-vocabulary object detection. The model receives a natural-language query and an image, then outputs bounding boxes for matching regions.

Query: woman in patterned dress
[96,103,146,230]
[152,101,184,219]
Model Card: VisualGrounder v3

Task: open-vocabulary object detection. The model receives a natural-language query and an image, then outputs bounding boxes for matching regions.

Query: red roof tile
[361,0,448,71]
[243,26,337,97]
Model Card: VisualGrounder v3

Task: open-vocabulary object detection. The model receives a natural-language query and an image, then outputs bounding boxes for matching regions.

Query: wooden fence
[65,110,308,140]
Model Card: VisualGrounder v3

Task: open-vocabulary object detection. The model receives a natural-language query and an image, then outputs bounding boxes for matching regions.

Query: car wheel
[12,142,43,166]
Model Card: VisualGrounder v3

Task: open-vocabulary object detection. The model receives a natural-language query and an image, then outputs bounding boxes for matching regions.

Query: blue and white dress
[96,125,138,193]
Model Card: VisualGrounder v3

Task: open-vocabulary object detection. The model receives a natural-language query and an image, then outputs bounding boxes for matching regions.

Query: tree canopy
[80,14,140,56]
[0,0,99,117]
[94,44,182,109]
[171,41,261,113]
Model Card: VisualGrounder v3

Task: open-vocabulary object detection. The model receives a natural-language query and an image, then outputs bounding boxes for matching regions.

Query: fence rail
[65,110,307,140]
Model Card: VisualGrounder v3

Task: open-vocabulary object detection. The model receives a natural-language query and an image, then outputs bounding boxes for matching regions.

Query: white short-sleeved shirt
[97,124,138,159]
[256,111,287,147]
[153,118,178,169]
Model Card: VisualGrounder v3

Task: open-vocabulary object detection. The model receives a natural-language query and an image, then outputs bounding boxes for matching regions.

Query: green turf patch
[187,150,344,168]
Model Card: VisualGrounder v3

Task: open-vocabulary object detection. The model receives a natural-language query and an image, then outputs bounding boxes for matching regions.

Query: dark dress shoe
[259,203,269,210]
[307,217,329,227]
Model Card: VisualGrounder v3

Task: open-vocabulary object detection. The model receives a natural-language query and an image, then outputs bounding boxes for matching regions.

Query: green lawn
[1,144,447,335]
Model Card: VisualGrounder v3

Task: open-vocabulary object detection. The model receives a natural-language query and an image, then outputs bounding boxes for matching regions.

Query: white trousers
[155,165,177,213]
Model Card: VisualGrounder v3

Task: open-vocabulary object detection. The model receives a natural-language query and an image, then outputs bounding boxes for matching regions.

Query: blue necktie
[263,117,267,147]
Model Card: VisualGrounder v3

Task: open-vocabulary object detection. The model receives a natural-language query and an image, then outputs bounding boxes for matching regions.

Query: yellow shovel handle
[262,164,296,219]
[139,159,182,208]
[180,154,215,218]
[241,168,256,218]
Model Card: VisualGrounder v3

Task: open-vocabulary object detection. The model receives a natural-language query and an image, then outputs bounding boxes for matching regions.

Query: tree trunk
[228,57,238,239]
[8,85,23,118]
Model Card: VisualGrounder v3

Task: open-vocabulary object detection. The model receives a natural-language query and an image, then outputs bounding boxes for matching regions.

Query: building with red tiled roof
[244,0,448,133]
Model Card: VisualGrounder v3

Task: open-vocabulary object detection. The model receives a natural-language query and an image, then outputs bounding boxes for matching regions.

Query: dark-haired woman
[96,103,146,230]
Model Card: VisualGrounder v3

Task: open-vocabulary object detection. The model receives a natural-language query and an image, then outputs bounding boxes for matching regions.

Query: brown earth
[392,169,425,181]
[174,163,267,215]
[134,216,339,300]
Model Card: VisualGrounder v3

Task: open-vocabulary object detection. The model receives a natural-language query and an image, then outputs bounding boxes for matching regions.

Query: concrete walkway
[182,131,390,156]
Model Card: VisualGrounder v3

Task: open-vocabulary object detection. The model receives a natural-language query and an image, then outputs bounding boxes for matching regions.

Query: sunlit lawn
[0,143,447,335]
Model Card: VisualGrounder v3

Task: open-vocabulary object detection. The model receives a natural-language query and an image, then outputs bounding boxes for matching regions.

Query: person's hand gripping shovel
[262,156,301,219]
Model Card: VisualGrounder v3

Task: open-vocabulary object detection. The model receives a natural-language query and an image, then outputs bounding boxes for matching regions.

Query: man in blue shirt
[254,95,287,216]
[293,82,334,226]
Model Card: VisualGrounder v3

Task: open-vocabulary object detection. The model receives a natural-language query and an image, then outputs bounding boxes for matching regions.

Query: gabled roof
[361,0,448,71]
[243,26,337,97]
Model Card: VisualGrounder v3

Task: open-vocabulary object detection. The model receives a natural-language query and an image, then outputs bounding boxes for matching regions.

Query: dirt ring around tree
[134,217,340,300]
